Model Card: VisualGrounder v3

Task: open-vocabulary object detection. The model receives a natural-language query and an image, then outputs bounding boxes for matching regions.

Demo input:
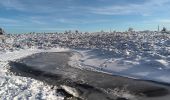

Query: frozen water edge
[0,48,69,100]
[69,49,170,84]
[0,47,70,62]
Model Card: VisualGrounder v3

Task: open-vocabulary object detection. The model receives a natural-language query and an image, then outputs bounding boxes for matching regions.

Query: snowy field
[0,47,169,99]
[0,32,170,99]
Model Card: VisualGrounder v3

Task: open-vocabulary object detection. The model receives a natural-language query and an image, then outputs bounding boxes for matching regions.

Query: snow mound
[69,49,170,84]
[0,63,64,100]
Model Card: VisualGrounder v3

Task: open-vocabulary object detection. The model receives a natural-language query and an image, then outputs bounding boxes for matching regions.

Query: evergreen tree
[162,27,167,32]
[0,28,3,35]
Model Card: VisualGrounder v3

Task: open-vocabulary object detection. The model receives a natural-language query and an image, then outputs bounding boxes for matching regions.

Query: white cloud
[0,0,67,13]
[156,19,170,24]
[38,27,75,31]
[0,0,26,11]
[0,17,19,23]
[84,0,170,15]
[0,0,170,16]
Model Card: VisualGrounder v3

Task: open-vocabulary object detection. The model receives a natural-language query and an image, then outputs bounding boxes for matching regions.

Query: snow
[0,31,169,99]
[69,48,170,83]
[61,85,80,98]
[0,47,69,100]
[0,47,69,61]
[0,63,64,100]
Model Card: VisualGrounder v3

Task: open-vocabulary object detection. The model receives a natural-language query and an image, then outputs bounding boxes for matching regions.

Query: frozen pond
[9,52,170,100]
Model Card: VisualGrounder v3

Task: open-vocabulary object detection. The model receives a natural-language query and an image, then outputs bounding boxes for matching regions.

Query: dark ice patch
[8,52,170,100]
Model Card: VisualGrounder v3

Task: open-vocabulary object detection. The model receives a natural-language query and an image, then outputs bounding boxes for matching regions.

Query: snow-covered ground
[0,31,169,99]
[0,48,69,100]
[69,48,170,83]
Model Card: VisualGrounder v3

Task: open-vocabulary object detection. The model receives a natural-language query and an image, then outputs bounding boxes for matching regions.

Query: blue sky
[1,0,170,33]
